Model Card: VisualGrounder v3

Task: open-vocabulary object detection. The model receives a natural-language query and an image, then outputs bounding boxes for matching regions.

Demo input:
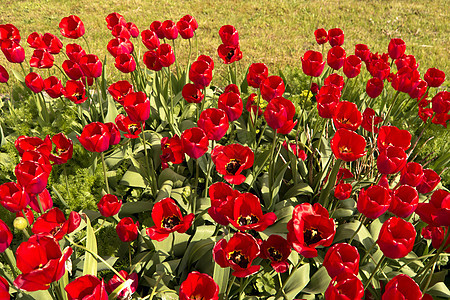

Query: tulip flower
[388,38,406,60]
[377,217,415,259]
[357,184,391,219]
[122,91,151,122]
[59,15,85,39]
[25,72,44,93]
[260,235,291,273]
[325,272,364,300]
[182,83,203,103]
[181,127,209,159]
[32,207,81,240]
[301,50,325,77]
[161,20,178,40]
[65,275,108,300]
[389,185,419,218]
[179,272,219,300]
[106,271,138,300]
[218,91,243,122]
[424,68,445,87]
[198,108,229,141]
[0,182,30,213]
[43,76,63,98]
[416,189,450,226]
[314,28,328,44]
[264,97,297,134]
[108,80,133,105]
[247,63,268,88]
[116,217,139,242]
[323,243,360,278]
[97,194,122,217]
[0,219,13,253]
[208,182,240,226]
[382,274,422,300]
[328,28,344,47]
[416,169,441,194]
[330,129,366,162]
[77,122,111,153]
[105,12,127,30]
[160,135,184,168]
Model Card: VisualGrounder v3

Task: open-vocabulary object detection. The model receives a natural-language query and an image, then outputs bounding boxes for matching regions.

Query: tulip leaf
[178,238,215,277]
[284,182,314,199]
[283,263,310,299]
[108,278,134,300]
[105,96,119,123]
[83,215,98,277]
[157,168,186,187]
[428,282,450,298]
[303,266,331,294]
[121,165,147,188]
[119,201,154,216]
[334,221,374,250]
[213,263,230,300]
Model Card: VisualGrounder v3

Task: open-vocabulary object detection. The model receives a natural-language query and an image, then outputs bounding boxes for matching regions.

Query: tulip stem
[171,39,180,80]
[204,140,215,198]
[100,152,110,194]
[192,159,200,214]
[382,90,401,127]
[268,131,279,211]
[140,123,158,196]
[65,235,126,282]
[63,164,71,200]
[95,78,105,122]
[349,216,366,244]
[224,275,236,300]
[318,158,342,209]
[2,251,18,279]
[36,193,45,214]
[364,255,386,290]
[415,228,450,281]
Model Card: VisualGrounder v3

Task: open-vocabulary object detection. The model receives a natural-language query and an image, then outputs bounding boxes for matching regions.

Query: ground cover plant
[0,10,449,300]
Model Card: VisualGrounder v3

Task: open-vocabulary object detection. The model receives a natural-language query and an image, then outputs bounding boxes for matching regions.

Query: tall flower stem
[267,131,278,210]
[140,123,157,196]
[95,78,105,122]
[349,215,366,244]
[364,255,386,290]
[171,39,180,79]
[192,159,200,214]
[381,90,401,126]
[204,140,215,198]
[100,152,110,194]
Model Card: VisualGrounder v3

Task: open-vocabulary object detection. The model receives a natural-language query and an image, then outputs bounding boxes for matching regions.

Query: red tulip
[334,181,352,200]
[32,207,80,240]
[181,15,198,31]
[63,80,87,104]
[77,122,111,153]
[115,53,136,73]
[160,135,184,169]
[213,232,260,277]
[324,73,345,91]
[115,114,143,139]
[108,80,133,105]
[146,198,194,241]
[323,243,359,278]
[400,162,424,187]
[161,20,178,40]
[377,146,407,174]
[43,76,63,98]
[176,20,194,39]
[181,127,208,159]
[0,219,13,253]
[211,144,253,185]
[218,91,243,122]
[0,64,8,83]
[389,185,419,218]
[327,46,346,70]
[42,33,62,54]
[59,15,85,39]
[141,29,160,50]
[331,129,366,161]
[355,43,370,63]
[0,275,9,299]
[182,83,204,103]
[260,75,285,101]
[150,21,165,39]
[27,32,45,49]
[227,193,276,231]
[377,217,415,258]
[328,28,344,47]
[431,112,450,128]
[314,28,328,44]
[49,133,73,165]
[424,68,445,87]
[14,135,52,157]
[0,24,20,42]
[105,122,120,146]
[316,85,341,118]
[65,275,108,300]
[282,141,307,160]
[179,272,219,300]
[97,194,122,218]
[79,54,102,78]
[15,160,50,195]
[368,59,390,80]
[392,66,420,93]
[198,108,229,141]
[29,188,53,213]
[416,189,450,226]
[14,234,73,291]
[157,43,175,67]
[219,25,239,47]
[264,97,297,134]
[66,43,86,62]
[422,226,450,253]
[409,79,428,100]
[325,272,364,300]
[431,91,450,114]
[382,274,422,300]
[333,101,362,131]
[107,37,134,57]
[260,235,291,273]
[123,91,151,122]
[247,63,268,88]
[377,125,411,151]
[217,44,242,64]
[189,59,213,87]
[111,24,131,40]
[105,12,127,30]
[116,217,139,242]
[16,207,35,226]
[106,270,138,300]
[388,38,406,59]
[287,203,336,258]
[366,77,384,99]
[343,55,362,78]
[25,72,44,93]
[208,182,240,226]
[357,184,391,219]
[0,182,30,212]
[245,93,263,118]
[301,50,325,77]
[62,60,83,80]
[126,22,139,38]
[1,40,25,63]
[143,50,162,71]
[395,54,418,70]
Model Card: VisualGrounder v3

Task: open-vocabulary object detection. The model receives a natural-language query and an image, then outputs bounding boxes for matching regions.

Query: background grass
[0,0,449,89]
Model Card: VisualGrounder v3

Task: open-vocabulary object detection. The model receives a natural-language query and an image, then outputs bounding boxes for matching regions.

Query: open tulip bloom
[0,13,449,300]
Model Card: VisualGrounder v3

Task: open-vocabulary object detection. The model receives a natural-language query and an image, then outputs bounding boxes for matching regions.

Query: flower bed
[0,12,449,300]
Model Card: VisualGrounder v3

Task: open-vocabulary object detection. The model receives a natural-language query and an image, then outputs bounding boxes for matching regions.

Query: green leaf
[284,183,314,199]
[283,263,310,299]
[108,278,134,300]
[255,272,277,294]
[303,266,331,294]
[213,263,230,300]
[105,96,119,123]
[121,166,147,188]
[119,201,153,216]
[83,215,98,276]
[428,282,450,298]
[11,69,25,82]
[334,221,374,250]
[158,168,186,187]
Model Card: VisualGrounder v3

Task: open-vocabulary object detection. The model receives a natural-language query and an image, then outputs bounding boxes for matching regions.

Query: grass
[0,0,449,91]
